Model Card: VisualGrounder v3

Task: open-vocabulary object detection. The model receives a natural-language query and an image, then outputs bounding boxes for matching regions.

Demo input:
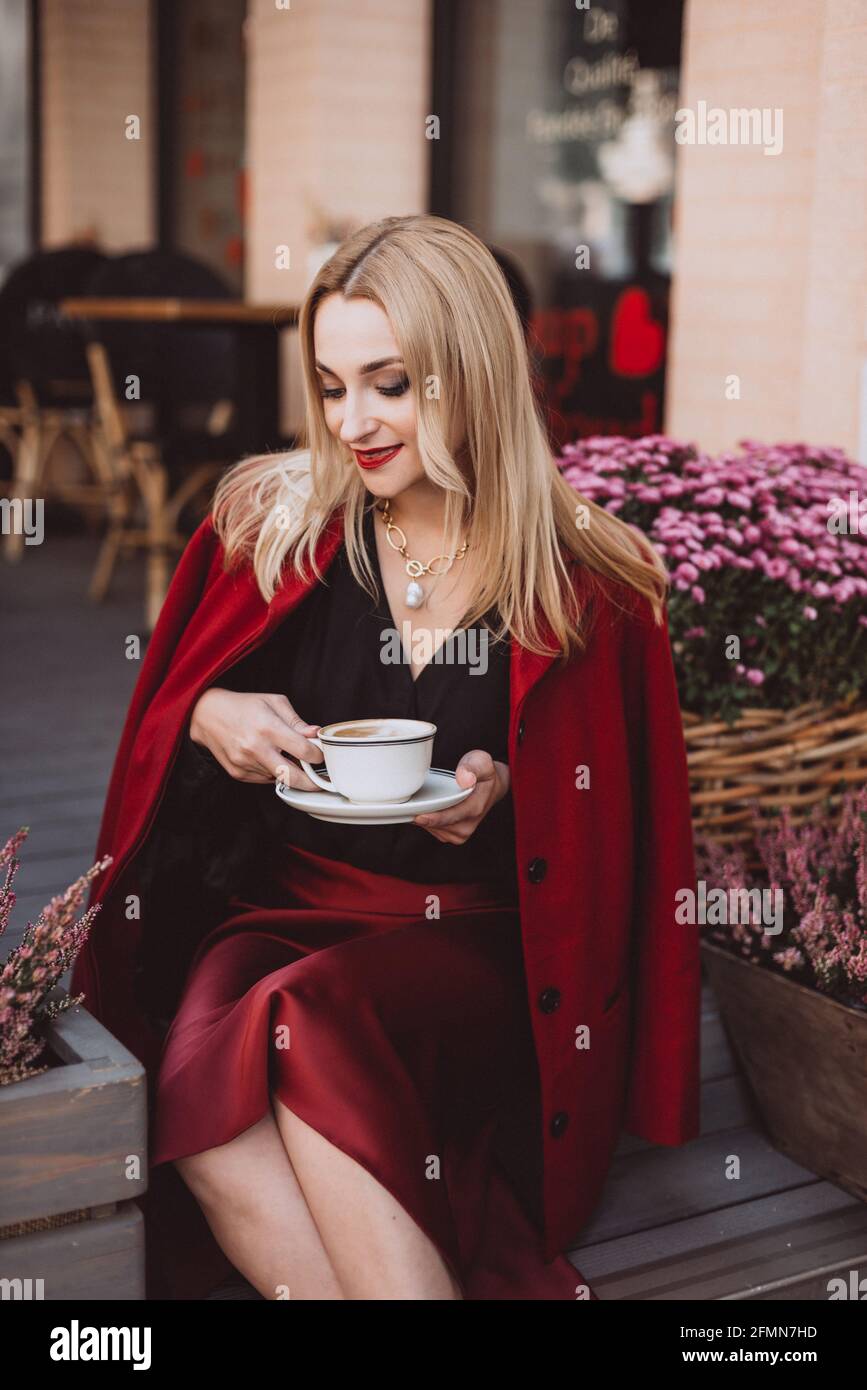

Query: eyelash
[320,375,410,401]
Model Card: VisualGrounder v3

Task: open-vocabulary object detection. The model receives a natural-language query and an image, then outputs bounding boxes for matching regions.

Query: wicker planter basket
[682,695,867,860]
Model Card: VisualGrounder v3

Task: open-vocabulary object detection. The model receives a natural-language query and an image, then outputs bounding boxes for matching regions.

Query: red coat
[71,508,701,1275]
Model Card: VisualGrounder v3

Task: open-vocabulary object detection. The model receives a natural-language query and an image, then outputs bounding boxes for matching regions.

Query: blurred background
[2,0,867,916]
[3,0,867,1306]
[2,0,866,888]
[3,1,865,517]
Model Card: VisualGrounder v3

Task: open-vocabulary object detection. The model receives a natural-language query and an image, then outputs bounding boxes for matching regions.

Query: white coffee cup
[300,717,436,804]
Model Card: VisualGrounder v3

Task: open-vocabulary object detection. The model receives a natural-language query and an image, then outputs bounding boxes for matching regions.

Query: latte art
[332,725,400,740]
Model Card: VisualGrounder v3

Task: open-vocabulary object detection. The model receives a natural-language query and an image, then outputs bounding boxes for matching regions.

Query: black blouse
[142,505,518,905]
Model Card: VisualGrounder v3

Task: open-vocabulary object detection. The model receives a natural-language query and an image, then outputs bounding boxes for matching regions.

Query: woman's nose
[338,393,377,444]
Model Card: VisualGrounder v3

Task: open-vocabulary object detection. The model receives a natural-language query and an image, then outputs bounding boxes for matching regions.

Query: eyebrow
[315,356,404,377]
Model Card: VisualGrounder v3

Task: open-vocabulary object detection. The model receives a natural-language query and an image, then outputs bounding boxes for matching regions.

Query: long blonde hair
[211,214,668,661]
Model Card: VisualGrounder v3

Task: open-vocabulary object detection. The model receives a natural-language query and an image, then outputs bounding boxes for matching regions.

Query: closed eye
[319,375,410,401]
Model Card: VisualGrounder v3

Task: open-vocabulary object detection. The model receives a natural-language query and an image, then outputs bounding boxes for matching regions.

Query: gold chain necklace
[376,498,469,609]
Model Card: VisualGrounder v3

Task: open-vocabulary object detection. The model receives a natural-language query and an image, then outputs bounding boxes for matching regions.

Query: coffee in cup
[300,717,436,804]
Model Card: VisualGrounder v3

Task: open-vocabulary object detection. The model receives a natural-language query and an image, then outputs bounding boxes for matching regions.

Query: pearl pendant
[405,579,424,608]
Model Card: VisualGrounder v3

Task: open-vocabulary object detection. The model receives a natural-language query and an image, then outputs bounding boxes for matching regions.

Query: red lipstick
[353,444,403,470]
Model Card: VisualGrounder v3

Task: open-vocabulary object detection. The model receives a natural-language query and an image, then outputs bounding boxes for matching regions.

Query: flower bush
[695,784,867,1008]
[558,437,867,723]
[0,826,111,1086]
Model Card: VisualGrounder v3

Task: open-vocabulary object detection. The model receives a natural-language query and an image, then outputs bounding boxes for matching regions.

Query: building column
[666,0,867,462]
[244,0,432,435]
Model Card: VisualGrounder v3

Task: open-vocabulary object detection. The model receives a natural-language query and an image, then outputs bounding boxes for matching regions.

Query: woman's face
[313,293,426,500]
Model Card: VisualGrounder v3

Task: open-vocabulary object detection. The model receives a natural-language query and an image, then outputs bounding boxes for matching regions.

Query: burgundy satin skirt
[150,841,595,1300]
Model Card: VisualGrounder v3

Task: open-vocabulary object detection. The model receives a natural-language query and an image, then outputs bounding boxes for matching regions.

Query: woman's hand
[189,687,324,789]
[413,750,510,844]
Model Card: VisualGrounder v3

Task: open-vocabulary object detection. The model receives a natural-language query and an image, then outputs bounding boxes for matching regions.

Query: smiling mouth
[353,444,403,469]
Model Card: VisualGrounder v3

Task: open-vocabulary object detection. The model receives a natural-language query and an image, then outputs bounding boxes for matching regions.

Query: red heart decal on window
[609,287,665,377]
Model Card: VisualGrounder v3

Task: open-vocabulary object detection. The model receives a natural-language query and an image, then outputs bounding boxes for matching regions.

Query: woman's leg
[174,1106,344,1300]
[271,1093,463,1301]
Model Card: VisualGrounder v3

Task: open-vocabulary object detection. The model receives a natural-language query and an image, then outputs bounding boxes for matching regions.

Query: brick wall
[245,0,432,433]
[666,0,867,461]
[40,0,154,250]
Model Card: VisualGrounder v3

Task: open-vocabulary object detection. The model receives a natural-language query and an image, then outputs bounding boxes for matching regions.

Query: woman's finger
[415,787,485,830]
[273,757,326,793]
[424,825,470,844]
[260,694,323,764]
[228,728,322,784]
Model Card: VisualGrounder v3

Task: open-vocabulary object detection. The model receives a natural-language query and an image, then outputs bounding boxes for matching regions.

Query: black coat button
[527,857,547,883]
[517,717,526,745]
[538,987,561,1014]
[550,1111,569,1138]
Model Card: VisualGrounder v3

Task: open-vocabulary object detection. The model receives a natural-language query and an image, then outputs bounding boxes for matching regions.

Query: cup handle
[299,737,334,792]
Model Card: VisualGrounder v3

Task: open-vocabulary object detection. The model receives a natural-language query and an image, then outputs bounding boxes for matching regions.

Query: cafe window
[157,0,247,291]
[0,0,36,283]
[431,0,684,445]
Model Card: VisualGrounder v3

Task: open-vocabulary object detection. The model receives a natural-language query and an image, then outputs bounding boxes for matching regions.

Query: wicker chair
[77,249,242,628]
[0,247,109,559]
[86,341,223,631]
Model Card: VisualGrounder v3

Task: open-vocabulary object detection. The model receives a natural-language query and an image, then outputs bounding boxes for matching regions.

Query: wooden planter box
[0,988,147,1299]
[701,939,867,1203]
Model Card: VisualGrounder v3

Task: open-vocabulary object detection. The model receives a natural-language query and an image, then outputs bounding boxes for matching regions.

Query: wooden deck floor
[2,527,865,1301]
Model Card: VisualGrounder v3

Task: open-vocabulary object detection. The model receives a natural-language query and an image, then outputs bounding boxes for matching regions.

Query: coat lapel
[510,640,559,716]
[508,566,584,714]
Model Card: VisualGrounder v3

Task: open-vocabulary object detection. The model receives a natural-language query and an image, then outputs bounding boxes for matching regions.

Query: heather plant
[694,784,867,1009]
[559,437,867,724]
[0,826,111,1086]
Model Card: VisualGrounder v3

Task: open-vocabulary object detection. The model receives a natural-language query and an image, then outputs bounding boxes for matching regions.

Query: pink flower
[802,606,818,620]
[555,436,867,721]
[765,559,789,580]
[0,830,109,1086]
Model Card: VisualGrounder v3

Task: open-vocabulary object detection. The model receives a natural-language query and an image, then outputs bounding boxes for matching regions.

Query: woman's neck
[380,479,464,545]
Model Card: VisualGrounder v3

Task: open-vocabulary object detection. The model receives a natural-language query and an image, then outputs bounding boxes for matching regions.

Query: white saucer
[275,767,474,825]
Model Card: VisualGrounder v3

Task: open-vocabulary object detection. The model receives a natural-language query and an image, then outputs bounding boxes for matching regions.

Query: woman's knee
[173,1112,283,1206]
[174,1146,227,1207]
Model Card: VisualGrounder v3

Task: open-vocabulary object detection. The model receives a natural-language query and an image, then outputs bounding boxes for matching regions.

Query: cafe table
[60,297,300,457]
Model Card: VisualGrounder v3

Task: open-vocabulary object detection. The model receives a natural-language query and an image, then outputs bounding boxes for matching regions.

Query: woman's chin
[357,464,425,497]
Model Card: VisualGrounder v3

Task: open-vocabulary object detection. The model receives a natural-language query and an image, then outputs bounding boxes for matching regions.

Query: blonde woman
[73,214,701,1302]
